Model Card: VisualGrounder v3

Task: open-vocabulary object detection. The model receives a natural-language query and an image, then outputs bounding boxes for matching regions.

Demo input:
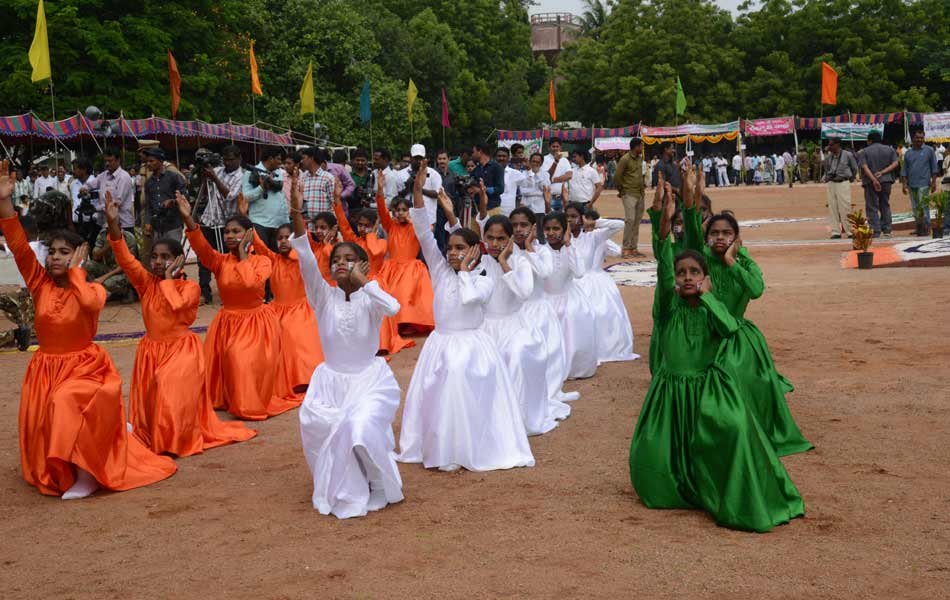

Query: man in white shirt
[774,153,785,186]
[541,139,572,210]
[568,149,603,206]
[69,157,97,230]
[53,166,71,195]
[495,147,526,215]
[372,148,400,206]
[397,144,442,225]
[715,154,729,187]
[518,152,552,239]
[32,165,56,198]
[936,144,946,164]
[731,153,742,185]
[86,148,136,230]
[701,155,713,187]
[782,150,795,188]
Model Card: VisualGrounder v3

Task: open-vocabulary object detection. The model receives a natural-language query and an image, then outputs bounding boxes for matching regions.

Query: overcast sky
[531,0,752,17]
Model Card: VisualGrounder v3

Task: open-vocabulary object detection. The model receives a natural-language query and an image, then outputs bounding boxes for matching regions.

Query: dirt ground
[1,183,948,599]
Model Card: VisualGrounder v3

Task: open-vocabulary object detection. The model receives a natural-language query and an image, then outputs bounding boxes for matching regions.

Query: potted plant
[848,209,874,269]
[928,191,948,238]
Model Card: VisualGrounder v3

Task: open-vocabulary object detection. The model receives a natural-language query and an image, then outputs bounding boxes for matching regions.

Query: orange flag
[249,41,263,96]
[549,80,557,122]
[167,49,181,118]
[821,62,838,105]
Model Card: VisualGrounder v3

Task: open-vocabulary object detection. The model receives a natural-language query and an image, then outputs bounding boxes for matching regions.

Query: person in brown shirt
[614,138,646,258]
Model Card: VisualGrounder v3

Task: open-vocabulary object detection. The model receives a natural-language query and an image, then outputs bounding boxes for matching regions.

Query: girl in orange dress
[251,222,324,393]
[376,173,434,334]
[334,176,414,355]
[103,192,257,456]
[0,162,176,499]
[177,192,299,421]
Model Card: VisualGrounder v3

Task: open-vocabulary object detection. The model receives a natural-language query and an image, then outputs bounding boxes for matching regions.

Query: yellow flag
[299,62,314,115]
[29,0,51,83]
[407,78,418,123]
[249,41,263,96]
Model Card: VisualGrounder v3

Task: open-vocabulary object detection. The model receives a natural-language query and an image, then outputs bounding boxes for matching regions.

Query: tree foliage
[557,0,949,124]
[0,0,544,151]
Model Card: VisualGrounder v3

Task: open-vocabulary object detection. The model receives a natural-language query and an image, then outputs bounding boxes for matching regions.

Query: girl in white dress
[509,207,575,416]
[578,208,638,364]
[289,179,404,519]
[540,212,598,380]
[398,167,534,472]
[444,192,557,436]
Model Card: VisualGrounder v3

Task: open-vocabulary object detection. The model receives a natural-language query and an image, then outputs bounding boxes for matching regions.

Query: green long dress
[685,214,813,457]
[629,236,804,532]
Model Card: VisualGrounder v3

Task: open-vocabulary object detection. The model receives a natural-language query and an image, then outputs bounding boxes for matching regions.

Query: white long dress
[541,241,598,380]
[519,243,575,417]
[576,219,639,364]
[480,248,558,436]
[291,233,404,519]
[398,207,534,471]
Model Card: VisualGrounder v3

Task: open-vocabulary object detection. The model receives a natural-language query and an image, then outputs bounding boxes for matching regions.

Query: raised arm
[288,174,330,312]
[652,235,677,325]
[411,163,452,284]
[437,188,458,229]
[105,190,151,292]
[724,241,765,299]
[0,162,48,292]
[333,180,358,242]
[376,172,395,233]
[179,192,222,272]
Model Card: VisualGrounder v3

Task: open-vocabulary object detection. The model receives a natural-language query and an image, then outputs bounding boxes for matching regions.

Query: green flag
[359,79,371,124]
[675,75,687,115]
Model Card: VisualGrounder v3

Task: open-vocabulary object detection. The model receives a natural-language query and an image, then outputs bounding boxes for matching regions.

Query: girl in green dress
[680,165,812,457]
[629,191,804,532]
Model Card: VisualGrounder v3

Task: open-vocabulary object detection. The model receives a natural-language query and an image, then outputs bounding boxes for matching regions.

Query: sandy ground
[1,183,949,599]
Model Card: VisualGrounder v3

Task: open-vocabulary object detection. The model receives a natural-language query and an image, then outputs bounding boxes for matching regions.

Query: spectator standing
[821,138,859,239]
[568,149,603,207]
[701,155,713,187]
[471,143,505,215]
[900,131,940,236]
[32,165,55,198]
[295,146,333,222]
[69,158,96,240]
[142,148,187,243]
[53,166,71,195]
[195,144,244,304]
[496,146,525,215]
[655,142,683,192]
[397,144,442,225]
[774,153,785,185]
[782,150,795,188]
[373,148,400,205]
[448,148,471,177]
[857,131,899,238]
[349,148,373,211]
[87,148,135,233]
[324,150,355,211]
[614,138,646,258]
[518,152,552,241]
[434,149,459,252]
[731,153,742,185]
[541,139,572,210]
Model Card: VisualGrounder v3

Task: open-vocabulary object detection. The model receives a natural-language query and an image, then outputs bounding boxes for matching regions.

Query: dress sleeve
[291,232,330,313]
[501,251,534,301]
[361,280,400,318]
[526,243,554,279]
[234,255,271,289]
[458,269,494,306]
[185,227,222,273]
[251,229,277,262]
[67,267,106,312]
[335,202,357,242]
[377,194,394,232]
[410,207,451,286]
[605,239,621,257]
[730,249,765,299]
[109,235,152,294]
[683,206,704,252]
[158,279,200,322]
[700,292,740,338]
[566,242,586,279]
[0,215,48,293]
[653,236,677,324]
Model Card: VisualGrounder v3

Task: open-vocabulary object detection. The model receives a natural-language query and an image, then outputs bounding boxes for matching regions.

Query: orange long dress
[110,237,257,456]
[375,199,434,333]
[186,228,300,421]
[0,216,177,496]
[252,232,324,392]
[335,201,414,355]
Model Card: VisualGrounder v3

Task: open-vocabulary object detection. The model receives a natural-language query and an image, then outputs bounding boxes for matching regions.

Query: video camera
[245,164,283,192]
[195,152,222,171]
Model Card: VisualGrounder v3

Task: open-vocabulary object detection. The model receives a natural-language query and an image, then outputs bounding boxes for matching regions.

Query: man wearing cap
[138,140,183,227]
[614,137,646,258]
[821,137,859,239]
[858,131,899,238]
[397,144,442,225]
[143,147,188,243]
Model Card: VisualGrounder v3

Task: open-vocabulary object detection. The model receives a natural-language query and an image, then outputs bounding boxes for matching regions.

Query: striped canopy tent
[0,112,293,150]
[795,112,905,130]
[497,129,545,142]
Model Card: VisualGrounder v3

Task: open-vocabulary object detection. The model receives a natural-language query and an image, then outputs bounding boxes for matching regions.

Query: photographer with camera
[82,148,135,235]
[193,145,244,305]
[348,148,373,212]
[142,147,188,244]
[396,144,442,226]
[69,157,96,239]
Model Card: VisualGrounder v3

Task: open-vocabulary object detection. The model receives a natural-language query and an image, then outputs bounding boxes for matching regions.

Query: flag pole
[49,78,58,170]
[251,96,258,161]
[369,120,374,158]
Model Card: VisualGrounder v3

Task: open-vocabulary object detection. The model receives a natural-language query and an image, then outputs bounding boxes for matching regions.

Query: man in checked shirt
[195,145,244,305]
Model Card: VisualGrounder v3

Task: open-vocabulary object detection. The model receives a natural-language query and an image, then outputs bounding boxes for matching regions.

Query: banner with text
[923,112,950,142]
[744,117,795,137]
[640,121,740,137]
[820,122,884,141]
